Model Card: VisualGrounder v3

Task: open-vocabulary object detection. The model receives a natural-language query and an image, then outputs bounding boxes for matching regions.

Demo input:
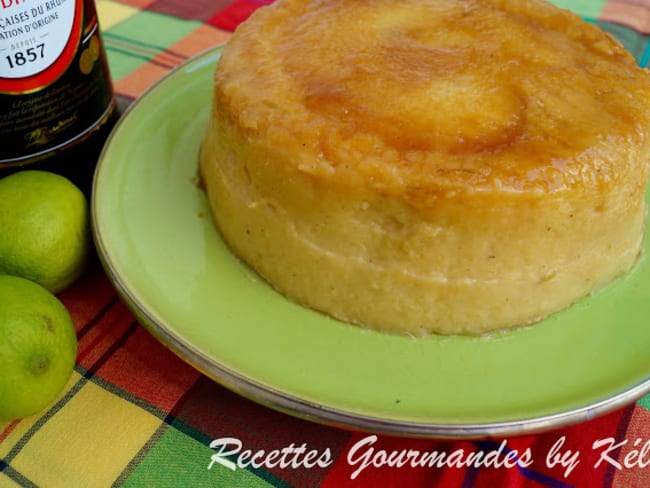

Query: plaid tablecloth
[2,1,650,487]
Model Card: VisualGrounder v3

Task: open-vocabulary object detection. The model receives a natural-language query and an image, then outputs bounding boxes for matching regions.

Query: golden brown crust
[201,0,650,335]
[215,0,650,201]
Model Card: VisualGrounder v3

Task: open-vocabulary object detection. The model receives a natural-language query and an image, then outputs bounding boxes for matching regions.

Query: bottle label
[0,0,114,165]
[0,0,82,89]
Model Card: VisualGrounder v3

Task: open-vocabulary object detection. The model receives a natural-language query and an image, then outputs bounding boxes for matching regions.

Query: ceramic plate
[92,47,650,438]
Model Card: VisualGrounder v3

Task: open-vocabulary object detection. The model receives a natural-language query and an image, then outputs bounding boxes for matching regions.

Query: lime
[0,170,91,293]
[0,275,78,421]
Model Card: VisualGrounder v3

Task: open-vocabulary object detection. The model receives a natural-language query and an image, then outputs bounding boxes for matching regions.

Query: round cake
[199,0,650,336]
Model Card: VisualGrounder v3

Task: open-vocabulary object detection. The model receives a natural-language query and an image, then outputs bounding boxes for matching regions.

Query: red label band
[0,0,83,93]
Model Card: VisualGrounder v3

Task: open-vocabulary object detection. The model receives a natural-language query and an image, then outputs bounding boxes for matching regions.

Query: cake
[199,0,650,336]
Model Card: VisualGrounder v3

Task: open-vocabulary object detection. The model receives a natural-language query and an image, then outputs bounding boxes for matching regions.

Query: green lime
[0,170,91,293]
[0,275,78,421]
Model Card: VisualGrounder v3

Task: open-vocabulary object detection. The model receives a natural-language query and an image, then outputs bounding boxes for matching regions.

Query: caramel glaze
[204,0,650,334]
[215,0,650,205]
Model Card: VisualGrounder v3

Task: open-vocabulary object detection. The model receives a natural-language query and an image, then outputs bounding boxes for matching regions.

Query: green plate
[92,47,650,438]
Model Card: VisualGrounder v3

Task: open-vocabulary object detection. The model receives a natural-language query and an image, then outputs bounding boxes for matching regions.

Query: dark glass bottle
[0,0,118,195]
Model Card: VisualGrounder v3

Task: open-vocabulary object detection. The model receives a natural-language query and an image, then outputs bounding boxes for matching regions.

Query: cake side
[200,114,647,335]
[199,0,650,335]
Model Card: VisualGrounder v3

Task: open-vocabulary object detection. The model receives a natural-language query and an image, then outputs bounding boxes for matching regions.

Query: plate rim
[98,258,650,439]
[91,45,650,439]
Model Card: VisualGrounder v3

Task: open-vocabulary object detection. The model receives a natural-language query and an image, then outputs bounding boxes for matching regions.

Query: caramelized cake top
[214,0,650,204]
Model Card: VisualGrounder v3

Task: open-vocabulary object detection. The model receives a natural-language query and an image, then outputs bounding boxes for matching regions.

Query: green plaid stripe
[123,427,280,487]
[103,11,201,80]
[551,0,608,17]
[639,395,650,411]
